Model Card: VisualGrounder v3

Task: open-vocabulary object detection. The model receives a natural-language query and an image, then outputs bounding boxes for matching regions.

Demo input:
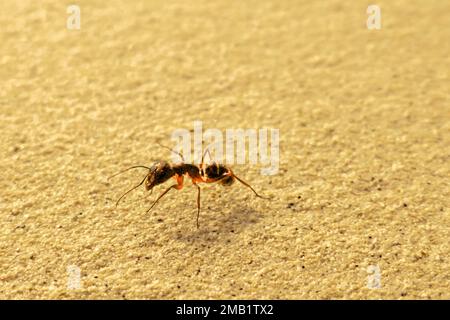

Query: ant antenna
[114,174,149,207]
[108,165,152,180]
[108,165,152,206]
[201,147,212,165]
[157,142,185,162]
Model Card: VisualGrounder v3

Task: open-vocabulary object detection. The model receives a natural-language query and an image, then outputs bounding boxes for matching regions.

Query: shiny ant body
[109,145,268,228]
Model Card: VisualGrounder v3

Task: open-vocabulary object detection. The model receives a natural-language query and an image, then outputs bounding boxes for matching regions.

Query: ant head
[205,163,235,186]
[145,161,175,190]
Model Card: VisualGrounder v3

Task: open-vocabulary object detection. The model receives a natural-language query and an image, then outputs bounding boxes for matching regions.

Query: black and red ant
[109,144,268,228]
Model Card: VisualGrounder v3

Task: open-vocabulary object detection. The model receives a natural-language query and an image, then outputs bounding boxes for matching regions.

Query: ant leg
[147,184,178,213]
[147,175,184,213]
[232,173,270,199]
[194,183,201,228]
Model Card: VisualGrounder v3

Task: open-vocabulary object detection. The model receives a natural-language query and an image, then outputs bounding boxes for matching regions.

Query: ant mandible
[109,144,269,228]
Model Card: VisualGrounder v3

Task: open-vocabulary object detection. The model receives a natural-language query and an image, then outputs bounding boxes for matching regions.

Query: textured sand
[0,0,449,299]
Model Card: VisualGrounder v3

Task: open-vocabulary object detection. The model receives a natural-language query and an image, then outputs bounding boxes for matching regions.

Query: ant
[109,144,269,228]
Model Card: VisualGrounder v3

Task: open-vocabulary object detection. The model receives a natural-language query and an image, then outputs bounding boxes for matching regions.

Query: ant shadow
[172,203,263,245]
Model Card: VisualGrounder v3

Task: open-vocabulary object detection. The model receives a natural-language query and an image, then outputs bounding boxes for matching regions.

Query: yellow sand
[0,0,449,299]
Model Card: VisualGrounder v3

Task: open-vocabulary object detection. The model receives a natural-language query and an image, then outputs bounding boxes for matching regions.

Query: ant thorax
[172,163,201,179]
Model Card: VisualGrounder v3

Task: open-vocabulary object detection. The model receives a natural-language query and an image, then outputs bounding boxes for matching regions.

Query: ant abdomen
[205,163,234,186]
[205,163,228,178]
[219,175,235,186]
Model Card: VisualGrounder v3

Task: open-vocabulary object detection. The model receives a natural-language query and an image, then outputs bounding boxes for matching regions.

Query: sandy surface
[0,0,449,299]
